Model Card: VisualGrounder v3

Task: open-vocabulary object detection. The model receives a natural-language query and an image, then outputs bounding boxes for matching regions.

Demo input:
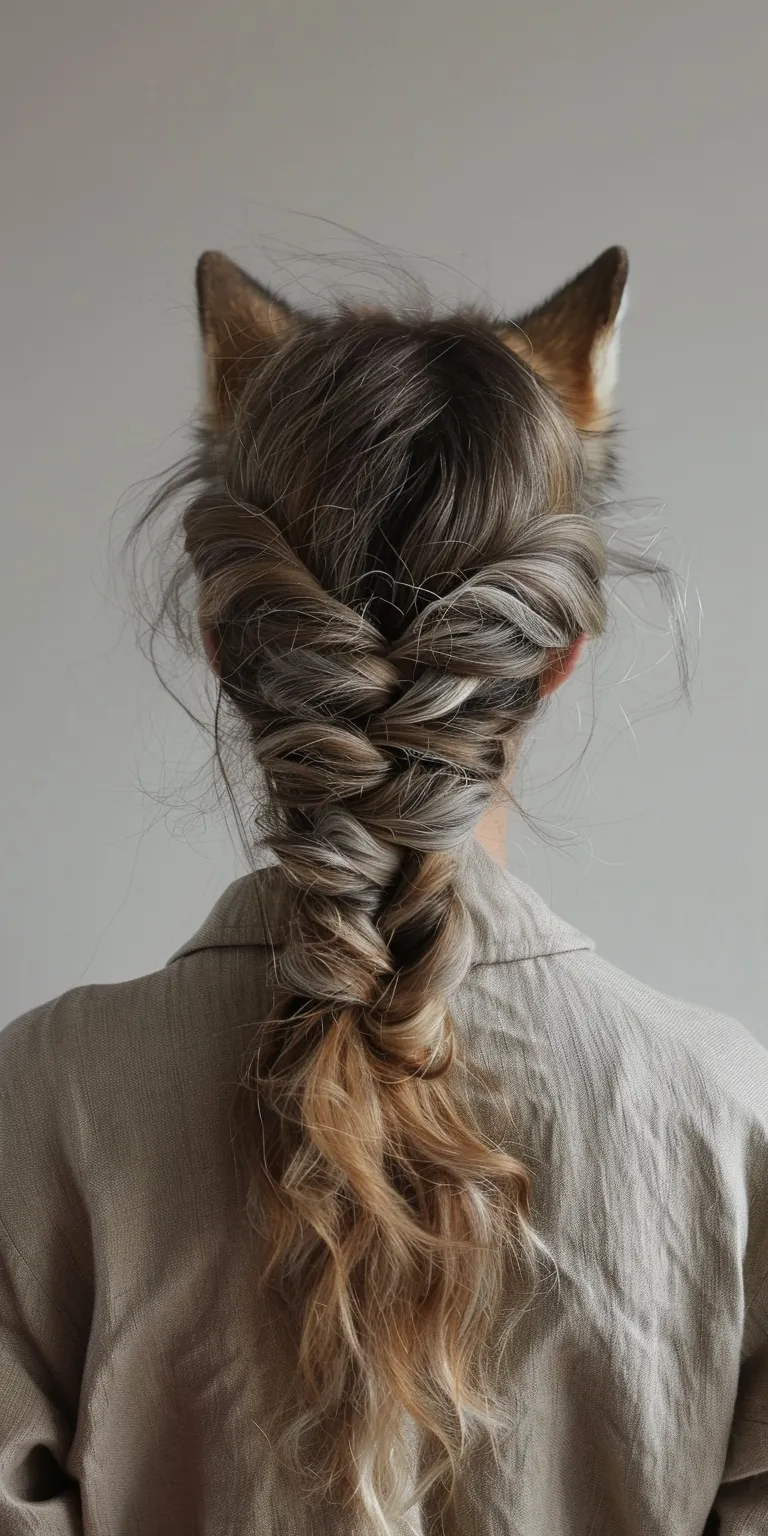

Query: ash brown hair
[137,246,661,1531]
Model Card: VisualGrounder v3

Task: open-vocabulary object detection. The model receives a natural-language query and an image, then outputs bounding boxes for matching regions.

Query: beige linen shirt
[2,840,768,1535]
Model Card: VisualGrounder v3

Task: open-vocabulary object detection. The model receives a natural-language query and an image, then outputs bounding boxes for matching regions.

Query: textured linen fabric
[2,839,768,1535]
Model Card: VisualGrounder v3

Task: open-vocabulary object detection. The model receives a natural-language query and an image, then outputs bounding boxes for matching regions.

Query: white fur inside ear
[593,284,629,415]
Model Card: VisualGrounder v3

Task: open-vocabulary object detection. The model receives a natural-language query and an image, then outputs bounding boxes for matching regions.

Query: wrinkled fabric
[1,839,768,1534]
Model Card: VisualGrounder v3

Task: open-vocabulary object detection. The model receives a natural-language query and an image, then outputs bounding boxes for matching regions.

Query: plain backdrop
[1,0,765,1038]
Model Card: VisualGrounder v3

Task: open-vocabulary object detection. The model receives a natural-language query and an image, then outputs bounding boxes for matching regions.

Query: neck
[474,802,509,869]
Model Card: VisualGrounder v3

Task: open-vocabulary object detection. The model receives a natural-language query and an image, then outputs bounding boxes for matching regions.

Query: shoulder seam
[469,943,594,970]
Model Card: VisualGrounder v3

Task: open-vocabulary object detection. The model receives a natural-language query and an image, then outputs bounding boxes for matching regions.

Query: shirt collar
[168,838,594,969]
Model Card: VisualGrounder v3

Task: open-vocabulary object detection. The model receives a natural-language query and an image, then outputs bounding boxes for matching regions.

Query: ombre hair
[135,246,673,1532]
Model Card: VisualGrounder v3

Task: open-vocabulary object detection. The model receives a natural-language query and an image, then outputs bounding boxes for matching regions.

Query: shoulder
[0,864,284,1078]
[1,968,179,1087]
[0,866,284,1154]
[0,971,186,1203]
[545,944,768,1129]
[0,886,275,1299]
[468,937,768,1325]
[457,843,768,1176]
[470,934,768,1225]
[0,973,198,1343]
[519,945,768,1294]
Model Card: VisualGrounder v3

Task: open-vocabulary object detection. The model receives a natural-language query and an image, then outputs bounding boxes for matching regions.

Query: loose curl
[138,308,624,1531]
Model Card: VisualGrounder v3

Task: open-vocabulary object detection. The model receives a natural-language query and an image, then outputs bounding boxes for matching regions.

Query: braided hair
[145,255,628,1532]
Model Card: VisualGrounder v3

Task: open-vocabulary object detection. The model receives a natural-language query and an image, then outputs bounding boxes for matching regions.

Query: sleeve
[0,1000,92,1533]
[0,1219,83,1531]
[709,1232,768,1531]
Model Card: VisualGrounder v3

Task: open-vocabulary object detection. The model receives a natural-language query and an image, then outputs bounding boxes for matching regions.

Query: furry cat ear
[499,246,629,459]
[196,251,299,427]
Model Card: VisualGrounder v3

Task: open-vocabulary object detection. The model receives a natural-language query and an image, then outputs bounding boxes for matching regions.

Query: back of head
[146,246,630,1530]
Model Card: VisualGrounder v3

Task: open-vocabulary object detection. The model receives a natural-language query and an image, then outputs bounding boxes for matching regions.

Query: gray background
[1,0,765,1035]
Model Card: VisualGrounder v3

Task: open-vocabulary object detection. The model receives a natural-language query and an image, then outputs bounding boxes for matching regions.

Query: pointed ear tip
[195,250,280,332]
[196,251,226,316]
[194,251,288,314]
[590,246,629,327]
[196,249,235,291]
[602,244,630,285]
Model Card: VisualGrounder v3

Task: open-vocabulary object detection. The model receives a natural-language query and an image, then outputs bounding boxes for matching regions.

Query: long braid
[184,433,606,1524]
